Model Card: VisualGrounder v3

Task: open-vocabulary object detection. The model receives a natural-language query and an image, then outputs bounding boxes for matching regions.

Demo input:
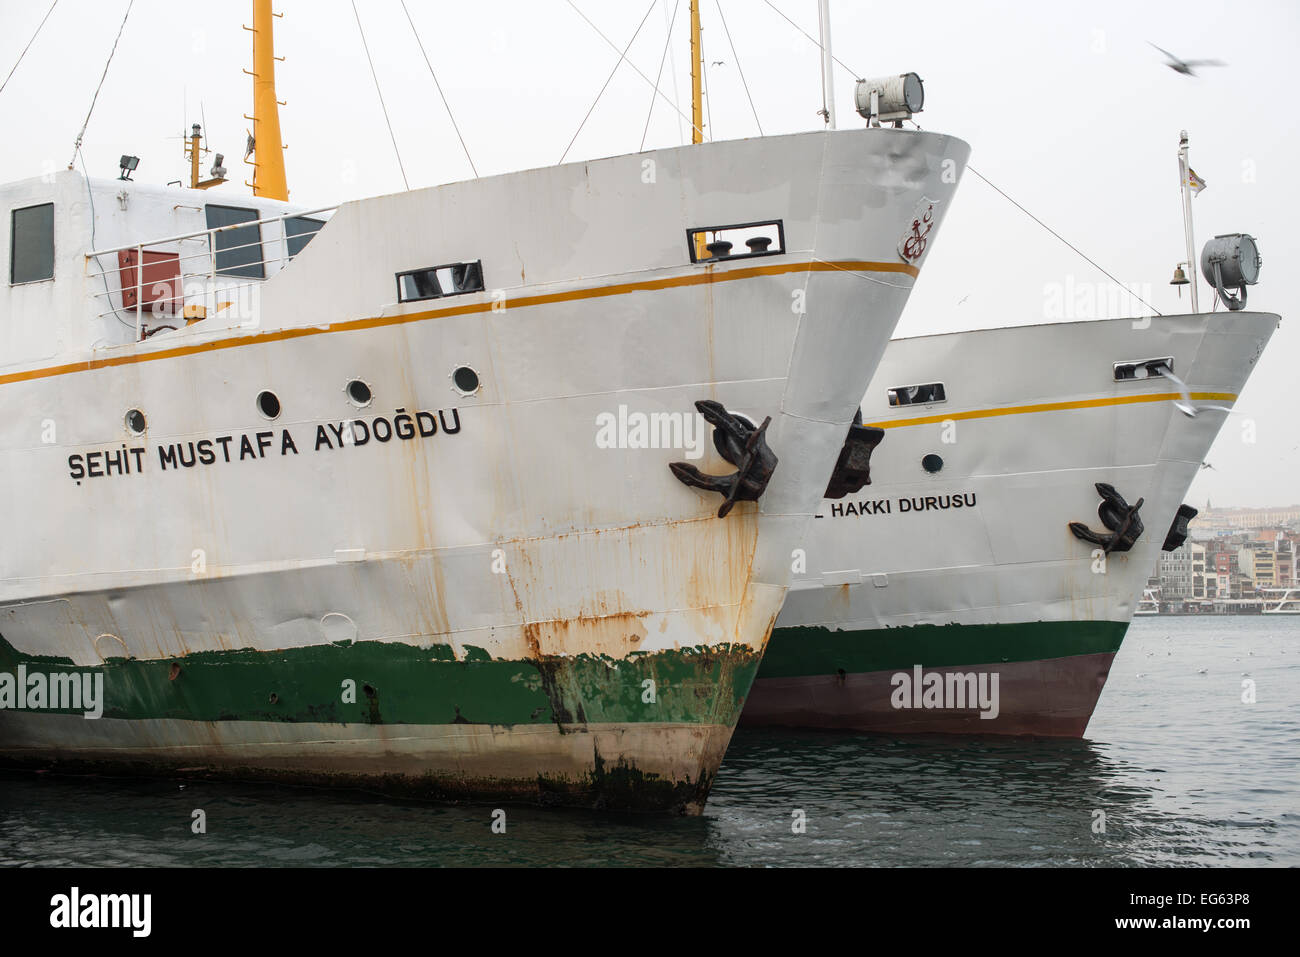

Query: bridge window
[11,203,54,284]
[206,204,264,279]
[397,261,484,303]
[285,216,325,259]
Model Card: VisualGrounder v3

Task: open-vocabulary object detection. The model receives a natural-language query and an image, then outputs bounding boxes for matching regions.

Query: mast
[246,0,288,200]
[818,0,836,128]
[189,125,202,188]
[689,0,703,144]
[1177,130,1199,312]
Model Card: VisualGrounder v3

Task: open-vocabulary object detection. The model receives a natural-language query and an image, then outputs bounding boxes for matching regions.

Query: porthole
[256,390,281,420]
[451,365,480,396]
[125,409,146,435]
[922,453,944,474]
[346,378,373,408]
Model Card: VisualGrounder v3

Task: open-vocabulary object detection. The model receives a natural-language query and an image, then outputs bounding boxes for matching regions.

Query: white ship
[0,3,968,810]
[1261,588,1300,614]
[1134,586,1162,616]
[744,308,1277,735]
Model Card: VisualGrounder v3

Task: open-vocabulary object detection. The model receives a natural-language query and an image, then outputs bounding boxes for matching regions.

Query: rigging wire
[699,19,713,141]
[67,0,133,170]
[400,0,478,178]
[0,0,58,98]
[761,0,858,81]
[77,151,134,330]
[564,0,703,142]
[352,0,410,191]
[662,0,684,143]
[640,0,681,151]
[964,166,1162,316]
[560,0,659,164]
[715,0,762,136]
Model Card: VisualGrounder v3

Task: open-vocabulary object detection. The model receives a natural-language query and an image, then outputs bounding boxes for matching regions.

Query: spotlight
[118,155,140,181]
[855,73,924,125]
[1201,234,1261,312]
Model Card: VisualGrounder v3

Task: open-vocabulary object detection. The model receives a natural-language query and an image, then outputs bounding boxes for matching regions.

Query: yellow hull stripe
[866,391,1238,430]
[1,258,917,388]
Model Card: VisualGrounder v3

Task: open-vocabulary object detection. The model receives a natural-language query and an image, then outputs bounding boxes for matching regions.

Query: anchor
[1068,483,1145,553]
[1161,503,1199,551]
[824,408,885,499]
[669,400,778,518]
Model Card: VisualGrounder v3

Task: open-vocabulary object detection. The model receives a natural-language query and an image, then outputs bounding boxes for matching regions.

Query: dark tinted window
[888,382,946,407]
[205,204,263,279]
[11,203,54,283]
[397,261,484,303]
[285,216,325,259]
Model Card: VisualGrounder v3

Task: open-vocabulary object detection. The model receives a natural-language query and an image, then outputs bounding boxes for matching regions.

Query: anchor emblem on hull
[1068,482,1145,554]
[669,400,778,518]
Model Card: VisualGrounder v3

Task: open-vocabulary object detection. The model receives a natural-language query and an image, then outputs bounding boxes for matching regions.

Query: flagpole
[1178,130,1200,312]
[818,0,836,128]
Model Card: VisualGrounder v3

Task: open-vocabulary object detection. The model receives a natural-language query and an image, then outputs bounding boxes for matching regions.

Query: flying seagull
[1148,42,1226,76]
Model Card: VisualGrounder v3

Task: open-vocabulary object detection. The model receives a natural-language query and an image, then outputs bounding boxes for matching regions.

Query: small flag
[1186,167,1207,195]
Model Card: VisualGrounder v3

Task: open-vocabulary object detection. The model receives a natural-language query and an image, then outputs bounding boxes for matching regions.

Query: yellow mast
[245,0,288,200]
[689,0,703,144]
[689,1,709,259]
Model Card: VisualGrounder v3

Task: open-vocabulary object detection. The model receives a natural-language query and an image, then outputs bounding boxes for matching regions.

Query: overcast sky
[2,0,1296,507]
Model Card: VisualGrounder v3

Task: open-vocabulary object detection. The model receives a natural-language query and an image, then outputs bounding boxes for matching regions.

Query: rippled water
[2,617,1296,866]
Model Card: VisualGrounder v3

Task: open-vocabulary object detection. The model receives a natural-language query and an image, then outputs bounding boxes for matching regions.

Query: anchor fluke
[670,400,778,518]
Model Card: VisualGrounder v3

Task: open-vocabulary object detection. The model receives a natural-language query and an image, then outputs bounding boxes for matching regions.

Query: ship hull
[0,564,763,813]
[744,621,1121,737]
[0,129,970,809]
[744,312,1278,738]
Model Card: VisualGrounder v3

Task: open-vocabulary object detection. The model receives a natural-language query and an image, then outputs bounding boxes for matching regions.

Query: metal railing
[85,205,337,342]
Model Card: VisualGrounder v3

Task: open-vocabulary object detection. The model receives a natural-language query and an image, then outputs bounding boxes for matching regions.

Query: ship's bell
[1170,264,1189,286]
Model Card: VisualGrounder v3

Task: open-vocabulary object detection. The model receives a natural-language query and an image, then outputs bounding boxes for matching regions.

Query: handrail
[83,204,338,340]
[85,204,336,260]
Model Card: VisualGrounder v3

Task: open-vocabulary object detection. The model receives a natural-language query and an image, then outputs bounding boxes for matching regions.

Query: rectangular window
[396,260,484,303]
[887,382,946,407]
[687,220,785,264]
[1114,357,1173,381]
[205,204,264,279]
[11,203,54,284]
[285,216,325,259]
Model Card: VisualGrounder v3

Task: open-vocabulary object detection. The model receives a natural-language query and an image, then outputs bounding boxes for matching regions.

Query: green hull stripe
[0,634,760,729]
[759,620,1129,679]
